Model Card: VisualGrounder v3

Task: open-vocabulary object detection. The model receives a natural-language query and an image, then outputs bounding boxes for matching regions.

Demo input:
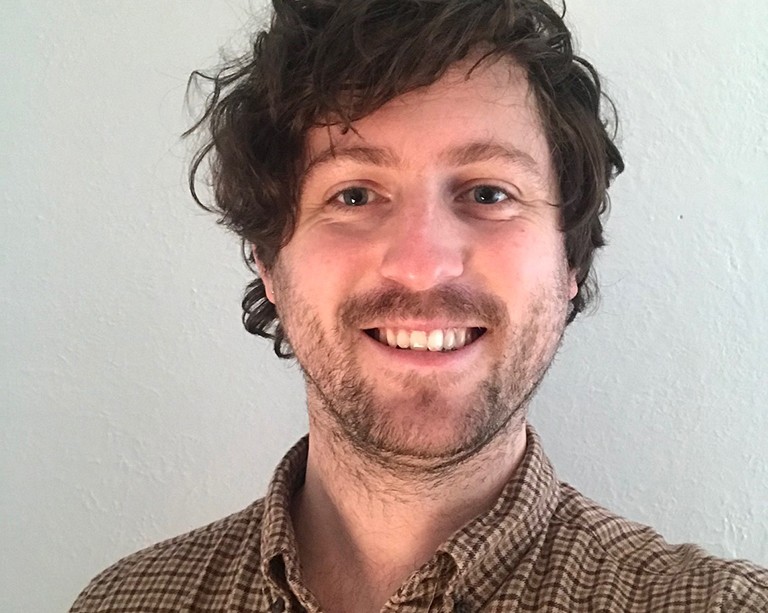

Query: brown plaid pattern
[71,427,768,611]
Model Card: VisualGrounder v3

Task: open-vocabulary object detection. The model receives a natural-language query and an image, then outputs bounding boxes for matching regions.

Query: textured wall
[2,1,766,611]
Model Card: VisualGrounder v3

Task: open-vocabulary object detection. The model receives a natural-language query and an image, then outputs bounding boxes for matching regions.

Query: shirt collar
[439,425,561,606]
[260,435,308,598]
[259,425,560,607]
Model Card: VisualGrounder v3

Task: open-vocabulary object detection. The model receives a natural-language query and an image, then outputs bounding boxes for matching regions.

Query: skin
[260,57,578,613]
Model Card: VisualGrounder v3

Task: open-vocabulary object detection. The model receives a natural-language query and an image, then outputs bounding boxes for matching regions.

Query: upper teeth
[375,328,476,352]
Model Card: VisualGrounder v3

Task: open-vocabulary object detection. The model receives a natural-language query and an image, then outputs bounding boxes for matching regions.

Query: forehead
[303,57,552,182]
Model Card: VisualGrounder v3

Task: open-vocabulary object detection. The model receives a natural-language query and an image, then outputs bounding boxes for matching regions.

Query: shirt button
[453,599,471,613]
[270,597,286,613]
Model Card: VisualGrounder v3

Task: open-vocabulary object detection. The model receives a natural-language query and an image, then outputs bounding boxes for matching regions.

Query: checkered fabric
[71,427,768,612]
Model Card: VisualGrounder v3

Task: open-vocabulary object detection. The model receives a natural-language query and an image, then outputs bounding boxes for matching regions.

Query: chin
[344,388,514,466]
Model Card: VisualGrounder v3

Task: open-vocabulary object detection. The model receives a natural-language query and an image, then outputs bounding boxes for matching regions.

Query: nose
[378,194,466,292]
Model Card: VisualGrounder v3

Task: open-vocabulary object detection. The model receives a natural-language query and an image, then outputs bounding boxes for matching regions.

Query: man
[71,0,767,611]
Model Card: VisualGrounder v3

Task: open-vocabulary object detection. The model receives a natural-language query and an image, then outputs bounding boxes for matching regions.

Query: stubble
[271,265,570,477]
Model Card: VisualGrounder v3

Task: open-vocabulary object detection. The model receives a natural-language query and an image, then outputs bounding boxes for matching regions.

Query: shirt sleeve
[720,559,768,612]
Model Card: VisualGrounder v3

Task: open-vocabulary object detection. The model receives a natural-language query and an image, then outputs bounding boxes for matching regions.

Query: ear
[567,268,579,301]
[253,246,276,304]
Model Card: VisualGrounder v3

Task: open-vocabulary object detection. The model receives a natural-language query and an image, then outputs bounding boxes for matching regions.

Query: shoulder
[539,482,768,611]
[70,499,266,612]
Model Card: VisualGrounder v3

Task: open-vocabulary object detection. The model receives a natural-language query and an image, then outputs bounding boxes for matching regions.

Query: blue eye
[471,186,509,205]
[337,187,370,206]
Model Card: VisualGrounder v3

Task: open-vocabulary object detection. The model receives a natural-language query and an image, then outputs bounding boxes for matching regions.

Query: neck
[291,400,528,612]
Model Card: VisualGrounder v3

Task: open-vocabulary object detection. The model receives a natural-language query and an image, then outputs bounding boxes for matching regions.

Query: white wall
[2,1,766,611]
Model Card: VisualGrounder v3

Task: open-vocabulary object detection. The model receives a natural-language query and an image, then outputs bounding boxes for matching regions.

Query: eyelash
[460,185,515,207]
[329,186,376,208]
[327,184,517,210]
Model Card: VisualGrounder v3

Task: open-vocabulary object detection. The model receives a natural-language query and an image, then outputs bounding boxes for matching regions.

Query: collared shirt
[71,427,768,612]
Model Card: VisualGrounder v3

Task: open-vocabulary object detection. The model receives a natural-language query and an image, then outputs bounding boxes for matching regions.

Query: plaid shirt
[71,427,767,612]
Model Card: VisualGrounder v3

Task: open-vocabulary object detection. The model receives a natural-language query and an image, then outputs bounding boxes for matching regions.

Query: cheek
[276,230,372,310]
[301,224,378,278]
[475,226,569,291]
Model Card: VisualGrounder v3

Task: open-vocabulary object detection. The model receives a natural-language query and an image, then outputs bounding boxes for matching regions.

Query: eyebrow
[440,141,542,177]
[304,145,400,178]
[303,140,545,182]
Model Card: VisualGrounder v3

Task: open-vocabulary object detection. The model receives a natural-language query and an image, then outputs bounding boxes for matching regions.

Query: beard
[271,264,570,474]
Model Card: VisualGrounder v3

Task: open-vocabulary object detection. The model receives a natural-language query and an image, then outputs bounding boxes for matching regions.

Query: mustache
[338,285,508,329]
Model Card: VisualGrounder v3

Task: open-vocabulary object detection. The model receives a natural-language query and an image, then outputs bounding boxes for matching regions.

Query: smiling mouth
[363,327,487,352]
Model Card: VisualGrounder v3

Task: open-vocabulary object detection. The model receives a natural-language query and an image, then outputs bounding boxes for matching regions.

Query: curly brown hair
[185,0,624,358]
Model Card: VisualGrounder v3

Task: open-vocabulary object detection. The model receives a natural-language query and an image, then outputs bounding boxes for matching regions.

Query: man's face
[261,58,577,469]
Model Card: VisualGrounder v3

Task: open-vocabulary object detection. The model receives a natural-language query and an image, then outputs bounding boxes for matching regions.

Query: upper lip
[362,321,486,330]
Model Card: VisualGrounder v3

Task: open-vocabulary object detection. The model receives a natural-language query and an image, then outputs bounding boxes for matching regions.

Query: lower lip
[359,330,487,369]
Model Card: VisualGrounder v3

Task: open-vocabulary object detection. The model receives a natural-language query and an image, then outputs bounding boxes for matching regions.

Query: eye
[333,187,371,207]
[469,185,510,205]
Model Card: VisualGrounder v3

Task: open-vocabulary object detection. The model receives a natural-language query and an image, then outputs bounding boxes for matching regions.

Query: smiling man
[272,59,572,472]
[71,1,767,612]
